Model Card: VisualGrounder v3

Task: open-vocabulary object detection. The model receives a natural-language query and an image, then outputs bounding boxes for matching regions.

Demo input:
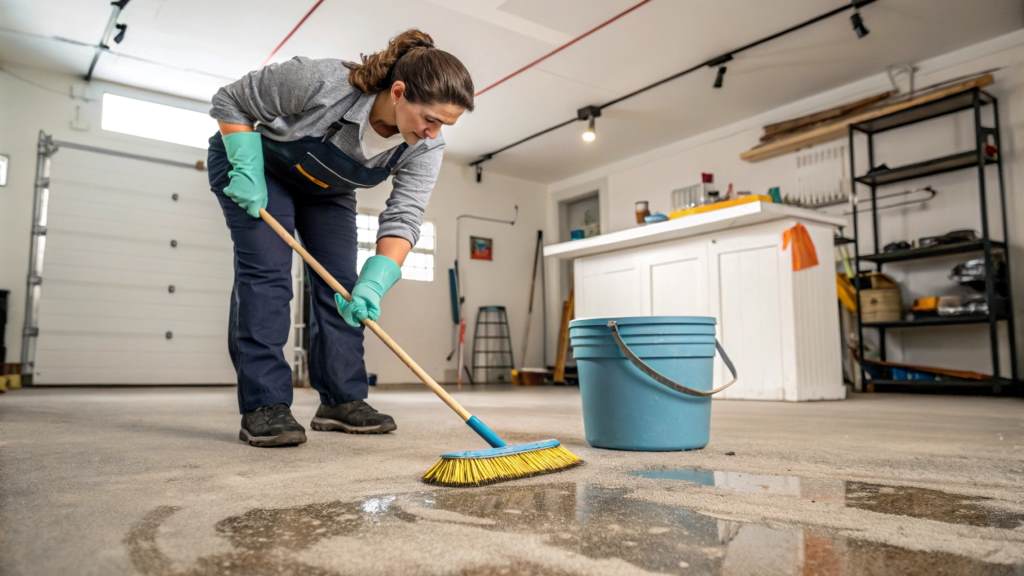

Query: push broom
[260,209,582,487]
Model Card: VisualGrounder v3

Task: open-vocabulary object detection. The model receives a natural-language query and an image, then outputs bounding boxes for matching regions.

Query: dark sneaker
[239,404,307,447]
[310,400,397,434]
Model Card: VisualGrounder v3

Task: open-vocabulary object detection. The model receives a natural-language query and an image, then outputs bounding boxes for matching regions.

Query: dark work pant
[207,141,368,413]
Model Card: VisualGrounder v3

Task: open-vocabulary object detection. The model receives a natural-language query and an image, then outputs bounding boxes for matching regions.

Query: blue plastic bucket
[569,316,736,451]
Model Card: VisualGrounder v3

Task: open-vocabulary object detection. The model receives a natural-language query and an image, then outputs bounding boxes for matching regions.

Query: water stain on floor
[630,467,1024,530]
[125,482,1023,576]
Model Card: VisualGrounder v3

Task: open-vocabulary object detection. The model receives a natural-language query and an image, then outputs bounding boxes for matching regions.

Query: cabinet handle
[170,239,178,248]
[165,331,174,340]
[171,193,179,202]
[168,285,176,294]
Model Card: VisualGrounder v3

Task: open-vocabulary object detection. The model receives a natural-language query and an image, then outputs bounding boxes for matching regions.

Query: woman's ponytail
[345,29,474,111]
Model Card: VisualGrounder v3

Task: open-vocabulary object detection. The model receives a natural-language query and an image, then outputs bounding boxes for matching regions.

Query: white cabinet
[575,249,645,317]
[575,241,708,317]
[649,242,709,317]
[557,202,844,401]
[708,227,787,400]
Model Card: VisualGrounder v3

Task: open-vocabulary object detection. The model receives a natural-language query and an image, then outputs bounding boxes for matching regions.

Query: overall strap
[384,143,409,172]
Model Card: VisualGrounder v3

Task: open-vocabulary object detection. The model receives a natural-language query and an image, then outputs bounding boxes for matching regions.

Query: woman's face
[390,81,465,145]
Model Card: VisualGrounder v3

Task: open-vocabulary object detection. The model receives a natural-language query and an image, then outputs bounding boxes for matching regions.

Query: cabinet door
[709,231,787,400]
[647,242,709,316]
[575,250,646,318]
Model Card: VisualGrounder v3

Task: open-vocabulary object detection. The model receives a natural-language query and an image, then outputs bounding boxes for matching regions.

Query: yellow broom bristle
[422,444,582,487]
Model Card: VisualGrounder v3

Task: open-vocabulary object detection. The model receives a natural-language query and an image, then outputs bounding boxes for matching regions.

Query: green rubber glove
[221,131,268,218]
[335,255,402,328]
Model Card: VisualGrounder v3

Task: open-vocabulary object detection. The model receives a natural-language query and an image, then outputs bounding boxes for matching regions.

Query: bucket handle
[607,320,738,397]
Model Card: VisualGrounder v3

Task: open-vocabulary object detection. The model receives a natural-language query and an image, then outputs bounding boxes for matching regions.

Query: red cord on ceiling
[474,0,653,97]
[260,0,652,97]
[261,0,327,67]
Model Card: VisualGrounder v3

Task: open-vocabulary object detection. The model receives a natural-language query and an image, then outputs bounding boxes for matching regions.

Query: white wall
[359,163,547,384]
[0,65,548,385]
[545,30,1024,378]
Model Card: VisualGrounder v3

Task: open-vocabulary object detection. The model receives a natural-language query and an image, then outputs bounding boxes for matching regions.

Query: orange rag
[782,223,819,271]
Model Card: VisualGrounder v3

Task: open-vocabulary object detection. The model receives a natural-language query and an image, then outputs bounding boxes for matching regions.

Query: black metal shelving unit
[848,88,1019,392]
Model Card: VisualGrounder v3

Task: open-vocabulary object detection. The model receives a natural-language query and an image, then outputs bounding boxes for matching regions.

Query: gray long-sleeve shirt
[209,56,444,246]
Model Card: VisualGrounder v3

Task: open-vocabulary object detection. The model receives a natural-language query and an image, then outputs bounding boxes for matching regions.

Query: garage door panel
[38,309,229,337]
[41,279,229,308]
[37,331,227,354]
[32,145,247,385]
[44,248,233,282]
[46,230,231,262]
[38,297,228,328]
[47,211,231,249]
[42,266,231,291]
[49,176,223,220]
[37,348,228,368]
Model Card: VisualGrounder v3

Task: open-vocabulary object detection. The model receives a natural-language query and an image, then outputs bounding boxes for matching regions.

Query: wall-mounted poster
[470,236,493,260]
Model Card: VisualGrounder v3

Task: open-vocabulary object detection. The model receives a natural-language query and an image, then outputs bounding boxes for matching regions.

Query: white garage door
[31,143,238,385]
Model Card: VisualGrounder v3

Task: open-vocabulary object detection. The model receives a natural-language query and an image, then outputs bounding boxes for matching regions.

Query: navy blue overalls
[207,108,407,413]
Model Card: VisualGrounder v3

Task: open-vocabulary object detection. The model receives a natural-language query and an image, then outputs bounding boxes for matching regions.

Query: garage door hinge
[32,225,47,235]
[29,275,43,286]
[23,327,39,337]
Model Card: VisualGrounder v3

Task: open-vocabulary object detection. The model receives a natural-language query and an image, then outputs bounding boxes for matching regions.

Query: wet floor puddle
[630,467,1024,530]
[126,482,1022,576]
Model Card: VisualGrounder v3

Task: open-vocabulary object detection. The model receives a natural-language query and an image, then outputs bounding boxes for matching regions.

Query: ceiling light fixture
[578,105,601,143]
[707,54,733,89]
[475,154,492,183]
[113,23,127,44]
[713,66,727,89]
[582,117,596,142]
[850,10,869,38]
[85,0,131,81]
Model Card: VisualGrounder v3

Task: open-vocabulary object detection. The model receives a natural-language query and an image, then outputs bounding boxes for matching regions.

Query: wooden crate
[858,273,902,323]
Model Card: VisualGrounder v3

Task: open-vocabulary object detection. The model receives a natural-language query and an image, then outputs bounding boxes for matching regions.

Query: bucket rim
[570,316,716,328]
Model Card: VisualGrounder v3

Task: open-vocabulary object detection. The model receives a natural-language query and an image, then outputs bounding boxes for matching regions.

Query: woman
[207,29,473,447]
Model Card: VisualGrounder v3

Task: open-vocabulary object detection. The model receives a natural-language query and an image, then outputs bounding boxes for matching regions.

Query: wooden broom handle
[259,208,472,421]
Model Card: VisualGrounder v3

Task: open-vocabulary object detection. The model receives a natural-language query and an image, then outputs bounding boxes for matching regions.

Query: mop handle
[259,208,474,422]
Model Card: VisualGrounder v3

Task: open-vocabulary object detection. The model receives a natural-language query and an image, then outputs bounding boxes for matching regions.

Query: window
[101,93,218,149]
[356,213,435,282]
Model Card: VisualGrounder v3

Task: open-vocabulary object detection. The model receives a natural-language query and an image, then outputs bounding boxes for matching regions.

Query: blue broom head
[439,439,562,460]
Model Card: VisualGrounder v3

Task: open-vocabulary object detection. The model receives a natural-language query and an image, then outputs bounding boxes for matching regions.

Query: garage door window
[101,93,217,150]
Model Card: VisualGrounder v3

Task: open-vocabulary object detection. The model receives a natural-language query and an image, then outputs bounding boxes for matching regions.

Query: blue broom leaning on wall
[259,209,582,486]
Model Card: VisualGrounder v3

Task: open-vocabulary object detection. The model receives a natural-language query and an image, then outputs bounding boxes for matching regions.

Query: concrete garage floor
[1,386,1022,576]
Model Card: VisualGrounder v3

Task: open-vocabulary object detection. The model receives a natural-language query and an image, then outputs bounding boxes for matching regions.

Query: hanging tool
[259,208,580,487]
[520,228,544,373]
[843,185,936,215]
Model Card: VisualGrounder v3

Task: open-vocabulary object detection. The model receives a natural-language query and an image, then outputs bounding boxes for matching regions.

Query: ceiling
[2,0,1022,183]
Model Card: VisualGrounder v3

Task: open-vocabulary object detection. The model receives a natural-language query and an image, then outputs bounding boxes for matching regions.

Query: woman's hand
[219,122,268,219]
[335,255,402,327]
